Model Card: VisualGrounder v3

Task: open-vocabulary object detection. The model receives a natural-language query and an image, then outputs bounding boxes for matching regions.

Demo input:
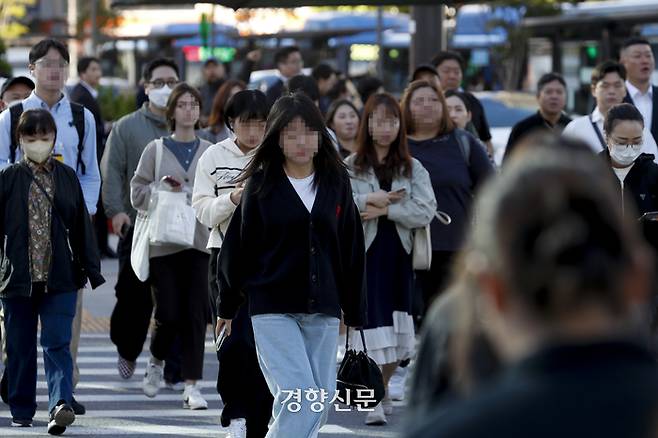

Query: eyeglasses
[148,79,180,89]
[35,59,69,69]
[612,142,642,150]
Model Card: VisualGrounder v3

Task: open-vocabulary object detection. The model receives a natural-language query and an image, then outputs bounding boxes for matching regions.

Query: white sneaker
[142,361,164,398]
[226,418,247,438]
[388,366,407,401]
[183,384,208,410]
[164,381,185,392]
[365,403,387,425]
[382,395,393,415]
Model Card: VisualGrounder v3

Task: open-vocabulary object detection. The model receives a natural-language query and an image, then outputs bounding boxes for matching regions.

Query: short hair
[537,72,566,95]
[77,56,100,76]
[604,103,644,136]
[621,37,651,51]
[16,109,57,140]
[165,82,203,131]
[274,46,301,66]
[412,64,440,82]
[444,89,473,112]
[591,61,626,87]
[143,58,179,82]
[203,58,219,68]
[286,75,320,102]
[312,63,335,81]
[29,39,69,65]
[223,89,270,132]
[430,50,465,71]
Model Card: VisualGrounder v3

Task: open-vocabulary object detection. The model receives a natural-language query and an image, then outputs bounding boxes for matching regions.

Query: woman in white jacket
[192,90,272,438]
[345,93,437,426]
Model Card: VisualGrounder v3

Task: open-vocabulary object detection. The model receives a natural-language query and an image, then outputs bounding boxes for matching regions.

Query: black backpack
[9,102,86,174]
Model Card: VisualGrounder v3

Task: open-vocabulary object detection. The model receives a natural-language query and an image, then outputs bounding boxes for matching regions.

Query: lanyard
[589,115,607,150]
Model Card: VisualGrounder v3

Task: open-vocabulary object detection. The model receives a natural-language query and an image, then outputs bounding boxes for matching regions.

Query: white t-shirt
[613,164,633,186]
[288,173,317,213]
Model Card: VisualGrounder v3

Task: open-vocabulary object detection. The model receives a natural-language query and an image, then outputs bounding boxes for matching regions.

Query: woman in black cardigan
[216,93,366,438]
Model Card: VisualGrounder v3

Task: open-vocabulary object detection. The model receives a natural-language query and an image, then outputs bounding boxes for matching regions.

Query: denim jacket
[345,154,437,252]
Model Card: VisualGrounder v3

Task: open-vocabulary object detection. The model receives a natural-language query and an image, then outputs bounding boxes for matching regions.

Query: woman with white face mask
[0,109,104,434]
[602,103,658,218]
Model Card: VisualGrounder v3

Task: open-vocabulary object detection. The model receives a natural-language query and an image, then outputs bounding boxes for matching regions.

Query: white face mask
[148,85,173,109]
[21,140,53,164]
[609,143,642,167]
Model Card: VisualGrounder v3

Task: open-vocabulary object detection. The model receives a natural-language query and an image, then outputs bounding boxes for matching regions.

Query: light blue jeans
[251,313,340,438]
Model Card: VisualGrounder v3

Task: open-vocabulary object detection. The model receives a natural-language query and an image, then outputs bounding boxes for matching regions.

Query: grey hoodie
[101,102,170,221]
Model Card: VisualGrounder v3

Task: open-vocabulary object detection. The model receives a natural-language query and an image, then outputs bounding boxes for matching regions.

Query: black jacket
[624,86,658,145]
[69,83,104,162]
[600,151,658,217]
[0,160,105,297]
[503,111,572,162]
[407,340,658,438]
[265,79,285,108]
[217,167,367,327]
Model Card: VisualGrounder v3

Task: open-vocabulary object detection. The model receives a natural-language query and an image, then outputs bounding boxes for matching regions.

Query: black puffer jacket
[0,160,105,297]
[600,152,658,217]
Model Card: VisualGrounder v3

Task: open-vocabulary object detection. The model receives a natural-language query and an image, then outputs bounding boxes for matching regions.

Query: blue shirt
[0,91,100,214]
[163,136,199,172]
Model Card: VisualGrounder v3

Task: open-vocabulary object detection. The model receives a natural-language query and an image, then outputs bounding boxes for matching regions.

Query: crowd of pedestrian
[0,33,658,438]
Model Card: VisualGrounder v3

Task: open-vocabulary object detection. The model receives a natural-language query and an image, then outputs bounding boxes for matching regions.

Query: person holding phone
[130,83,212,410]
[345,93,436,425]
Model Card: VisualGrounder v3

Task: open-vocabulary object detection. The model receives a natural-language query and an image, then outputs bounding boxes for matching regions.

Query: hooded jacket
[101,102,170,221]
[600,151,658,217]
[192,137,256,249]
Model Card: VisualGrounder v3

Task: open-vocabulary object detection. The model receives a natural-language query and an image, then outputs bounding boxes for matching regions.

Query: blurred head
[354,93,411,180]
[203,58,226,83]
[165,83,202,131]
[28,39,69,94]
[312,63,338,96]
[536,73,567,118]
[445,90,473,130]
[604,103,645,168]
[16,109,57,164]
[275,46,303,78]
[401,80,453,136]
[326,99,360,143]
[0,76,35,110]
[412,64,442,90]
[356,76,384,107]
[620,37,655,86]
[591,61,627,115]
[77,56,102,88]
[238,93,345,191]
[208,79,246,130]
[431,51,465,91]
[224,89,269,151]
[468,148,651,360]
[286,75,320,104]
[143,58,180,110]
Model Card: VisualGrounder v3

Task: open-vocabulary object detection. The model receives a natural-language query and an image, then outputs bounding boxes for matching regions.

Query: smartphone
[215,326,228,352]
[163,176,181,188]
[393,188,407,194]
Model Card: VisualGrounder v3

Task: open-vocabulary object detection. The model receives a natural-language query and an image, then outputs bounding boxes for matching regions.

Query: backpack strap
[9,103,24,164]
[455,128,471,167]
[70,102,86,175]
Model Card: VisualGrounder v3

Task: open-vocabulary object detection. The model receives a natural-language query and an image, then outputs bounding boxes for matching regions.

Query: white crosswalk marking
[0,333,402,437]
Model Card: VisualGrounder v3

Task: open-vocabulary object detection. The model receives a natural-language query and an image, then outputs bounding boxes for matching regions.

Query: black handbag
[336,328,385,409]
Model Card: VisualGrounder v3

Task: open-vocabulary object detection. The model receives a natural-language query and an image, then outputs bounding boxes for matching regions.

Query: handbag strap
[154,139,164,182]
[413,196,452,225]
[345,327,368,354]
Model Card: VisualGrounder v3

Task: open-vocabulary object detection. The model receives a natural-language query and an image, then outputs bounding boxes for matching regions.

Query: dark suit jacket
[265,78,285,108]
[623,85,658,145]
[69,82,104,162]
[406,340,658,438]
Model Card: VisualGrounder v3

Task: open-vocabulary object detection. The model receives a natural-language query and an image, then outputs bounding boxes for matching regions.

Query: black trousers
[110,225,182,381]
[210,249,273,437]
[416,250,457,322]
[94,194,109,254]
[150,249,209,381]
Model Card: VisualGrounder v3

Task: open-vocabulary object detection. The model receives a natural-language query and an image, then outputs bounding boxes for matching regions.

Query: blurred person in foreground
[406,145,658,438]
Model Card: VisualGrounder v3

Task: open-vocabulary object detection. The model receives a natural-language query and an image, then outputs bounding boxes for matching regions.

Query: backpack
[9,102,86,174]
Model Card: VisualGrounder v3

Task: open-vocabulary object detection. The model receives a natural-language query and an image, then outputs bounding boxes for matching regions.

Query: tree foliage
[0,0,36,40]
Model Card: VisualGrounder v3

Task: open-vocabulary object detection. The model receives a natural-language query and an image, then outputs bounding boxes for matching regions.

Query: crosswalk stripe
[37,381,217,390]
[37,355,214,365]
[35,394,222,402]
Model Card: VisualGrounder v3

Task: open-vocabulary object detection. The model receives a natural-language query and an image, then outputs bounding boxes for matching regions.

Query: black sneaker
[0,370,7,404]
[47,402,75,435]
[71,396,85,415]
[11,418,32,427]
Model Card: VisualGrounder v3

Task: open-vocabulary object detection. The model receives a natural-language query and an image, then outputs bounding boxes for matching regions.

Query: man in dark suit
[621,37,658,144]
[266,46,303,107]
[69,56,114,258]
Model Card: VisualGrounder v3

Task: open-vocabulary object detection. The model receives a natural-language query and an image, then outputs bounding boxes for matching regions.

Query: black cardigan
[217,166,367,327]
[0,160,105,297]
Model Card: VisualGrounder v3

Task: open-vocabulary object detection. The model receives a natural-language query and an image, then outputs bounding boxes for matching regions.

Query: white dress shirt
[562,106,658,163]
[626,80,653,129]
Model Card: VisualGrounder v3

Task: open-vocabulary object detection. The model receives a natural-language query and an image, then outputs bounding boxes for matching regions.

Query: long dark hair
[354,93,412,184]
[237,92,346,194]
[208,79,246,131]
